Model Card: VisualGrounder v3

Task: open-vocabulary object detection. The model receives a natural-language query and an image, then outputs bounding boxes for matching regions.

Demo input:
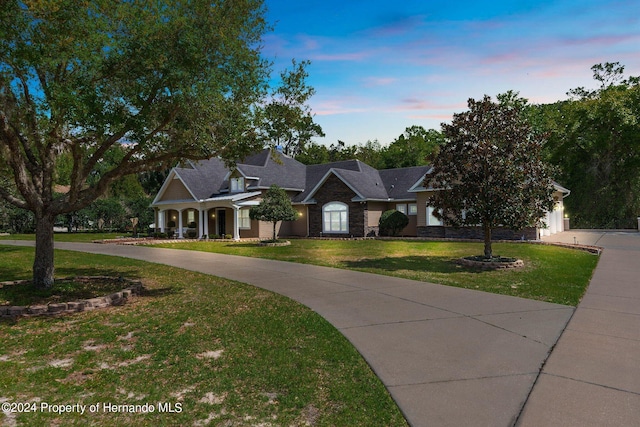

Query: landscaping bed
[0,276,143,319]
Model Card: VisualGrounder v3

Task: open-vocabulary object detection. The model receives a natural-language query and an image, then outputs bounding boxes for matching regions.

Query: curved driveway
[5,232,638,426]
[520,231,640,426]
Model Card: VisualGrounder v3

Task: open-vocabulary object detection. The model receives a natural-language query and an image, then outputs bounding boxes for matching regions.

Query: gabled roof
[174,157,228,199]
[237,150,306,191]
[295,161,431,203]
[379,166,433,200]
[153,148,433,207]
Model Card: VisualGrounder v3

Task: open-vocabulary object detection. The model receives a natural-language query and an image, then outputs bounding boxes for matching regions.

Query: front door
[217,209,226,236]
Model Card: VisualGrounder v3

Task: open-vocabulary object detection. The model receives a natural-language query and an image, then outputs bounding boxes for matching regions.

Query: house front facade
[150,149,568,240]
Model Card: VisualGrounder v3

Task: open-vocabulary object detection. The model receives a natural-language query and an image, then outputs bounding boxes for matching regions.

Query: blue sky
[263,0,640,146]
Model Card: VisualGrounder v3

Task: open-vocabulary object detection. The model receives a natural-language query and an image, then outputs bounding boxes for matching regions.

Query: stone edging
[257,240,291,247]
[455,258,525,270]
[0,276,143,319]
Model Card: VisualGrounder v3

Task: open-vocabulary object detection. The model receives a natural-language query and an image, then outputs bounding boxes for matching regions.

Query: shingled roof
[237,150,306,191]
[173,157,228,200]
[165,148,430,204]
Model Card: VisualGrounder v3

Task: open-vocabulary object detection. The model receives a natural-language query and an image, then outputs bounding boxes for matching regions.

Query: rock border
[257,240,291,247]
[455,257,524,270]
[0,276,143,319]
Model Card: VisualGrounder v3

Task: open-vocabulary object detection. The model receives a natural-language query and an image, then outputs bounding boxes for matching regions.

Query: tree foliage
[249,184,297,241]
[381,126,443,169]
[0,0,270,286]
[427,93,555,258]
[259,59,324,157]
[295,126,443,169]
[533,62,640,228]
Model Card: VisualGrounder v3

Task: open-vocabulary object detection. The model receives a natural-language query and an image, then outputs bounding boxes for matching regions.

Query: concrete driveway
[4,232,638,426]
[518,231,640,426]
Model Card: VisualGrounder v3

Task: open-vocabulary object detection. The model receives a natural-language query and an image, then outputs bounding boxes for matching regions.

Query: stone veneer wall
[417,226,537,240]
[308,174,366,237]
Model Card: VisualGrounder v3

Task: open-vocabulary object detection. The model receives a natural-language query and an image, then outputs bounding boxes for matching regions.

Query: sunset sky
[263,0,640,146]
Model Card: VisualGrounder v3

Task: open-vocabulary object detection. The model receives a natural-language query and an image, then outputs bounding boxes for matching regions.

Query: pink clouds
[362,77,398,87]
[263,1,640,146]
[313,98,369,116]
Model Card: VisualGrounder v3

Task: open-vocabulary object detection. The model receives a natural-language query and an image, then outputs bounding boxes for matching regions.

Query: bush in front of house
[379,209,409,236]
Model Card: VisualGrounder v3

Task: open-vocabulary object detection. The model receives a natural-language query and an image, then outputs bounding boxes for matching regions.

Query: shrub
[379,210,409,236]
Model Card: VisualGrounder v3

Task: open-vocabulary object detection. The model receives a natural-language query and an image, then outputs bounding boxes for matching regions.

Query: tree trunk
[483,224,493,259]
[33,212,55,288]
[272,221,277,241]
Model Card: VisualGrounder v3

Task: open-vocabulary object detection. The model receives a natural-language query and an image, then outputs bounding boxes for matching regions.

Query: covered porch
[152,192,261,240]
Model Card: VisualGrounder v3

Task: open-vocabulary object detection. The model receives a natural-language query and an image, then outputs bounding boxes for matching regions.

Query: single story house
[150,149,569,240]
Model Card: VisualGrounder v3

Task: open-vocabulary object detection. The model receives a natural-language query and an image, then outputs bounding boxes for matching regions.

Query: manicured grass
[153,239,599,306]
[0,246,407,426]
[0,232,124,242]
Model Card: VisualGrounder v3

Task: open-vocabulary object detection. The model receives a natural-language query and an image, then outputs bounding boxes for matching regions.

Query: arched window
[323,202,348,233]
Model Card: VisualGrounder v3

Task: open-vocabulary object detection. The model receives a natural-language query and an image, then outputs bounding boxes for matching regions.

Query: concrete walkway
[518,231,640,426]
[3,233,637,426]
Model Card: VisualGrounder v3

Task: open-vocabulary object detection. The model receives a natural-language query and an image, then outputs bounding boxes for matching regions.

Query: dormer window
[230,177,245,193]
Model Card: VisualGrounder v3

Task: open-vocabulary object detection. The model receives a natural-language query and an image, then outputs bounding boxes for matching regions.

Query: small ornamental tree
[427,92,555,259]
[379,209,409,236]
[249,184,297,241]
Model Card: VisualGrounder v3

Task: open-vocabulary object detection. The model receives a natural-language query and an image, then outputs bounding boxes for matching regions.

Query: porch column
[198,208,205,239]
[204,209,210,237]
[177,209,184,238]
[159,210,165,232]
[232,206,240,241]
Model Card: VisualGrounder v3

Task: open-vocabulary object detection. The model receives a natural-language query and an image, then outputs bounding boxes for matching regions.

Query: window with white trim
[323,202,348,233]
[230,177,244,193]
[239,208,251,229]
[396,204,407,215]
[426,206,443,226]
[408,203,417,215]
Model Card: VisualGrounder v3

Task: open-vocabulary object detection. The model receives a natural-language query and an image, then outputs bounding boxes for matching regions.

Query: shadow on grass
[223,243,259,248]
[0,247,33,281]
[343,255,484,275]
[54,267,143,280]
[139,287,178,298]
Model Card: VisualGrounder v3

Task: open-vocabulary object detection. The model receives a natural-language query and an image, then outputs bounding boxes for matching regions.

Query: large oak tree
[0,0,270,287]
[427,93,555,259]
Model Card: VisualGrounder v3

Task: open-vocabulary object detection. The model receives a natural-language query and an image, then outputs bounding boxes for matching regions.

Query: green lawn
[0,246,407,426]
[152,239,599,306]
